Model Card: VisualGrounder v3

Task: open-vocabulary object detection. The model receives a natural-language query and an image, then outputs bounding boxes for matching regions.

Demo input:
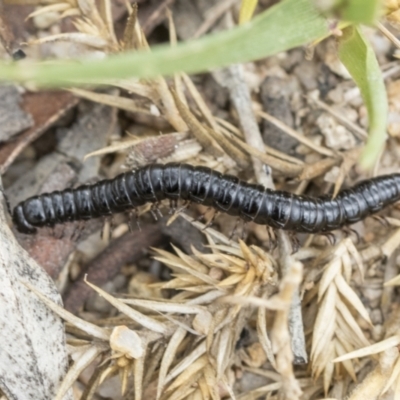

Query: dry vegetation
[2,0,400,399]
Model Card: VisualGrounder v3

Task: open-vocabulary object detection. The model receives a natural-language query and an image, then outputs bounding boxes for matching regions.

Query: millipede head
[12,204,37,234]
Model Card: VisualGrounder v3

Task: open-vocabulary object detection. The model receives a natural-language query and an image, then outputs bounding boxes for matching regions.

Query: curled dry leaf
[84,132,187,167]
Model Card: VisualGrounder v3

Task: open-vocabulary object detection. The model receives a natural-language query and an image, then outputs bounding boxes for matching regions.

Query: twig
[229,64,271,185]
[277,231,308,365]
[213,62,273,187]
[210,12,272,185]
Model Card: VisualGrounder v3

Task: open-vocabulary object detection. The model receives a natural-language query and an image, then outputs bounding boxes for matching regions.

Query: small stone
[316,114,356,150]
[327,86,344,103]
[245,342,267,368]
[259,76,298,154]
[324,166,340,184]
[293,60,319,91]
[110,326,144,359]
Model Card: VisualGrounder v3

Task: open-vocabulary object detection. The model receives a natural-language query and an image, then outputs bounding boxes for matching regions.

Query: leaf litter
[3,0,400,399]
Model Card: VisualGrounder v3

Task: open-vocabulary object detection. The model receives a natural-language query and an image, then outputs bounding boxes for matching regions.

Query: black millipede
[11,162,400,235]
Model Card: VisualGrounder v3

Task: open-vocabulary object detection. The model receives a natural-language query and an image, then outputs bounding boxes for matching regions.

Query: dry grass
[11,1,400,399]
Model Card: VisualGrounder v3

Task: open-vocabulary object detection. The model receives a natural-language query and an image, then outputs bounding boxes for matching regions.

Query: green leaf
[338,0,381,24]
[0,0,328,87]
[338,26,388,170]
[314,0,381,24]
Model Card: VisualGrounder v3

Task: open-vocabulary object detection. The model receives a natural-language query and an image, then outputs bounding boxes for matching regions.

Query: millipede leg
[202,211,219,230]
[101,216,115,240]
[320,231,336,246]
[229,218,241,241]
[156,203,163,218]
[100,217,106,239]
[135,208,141,231]
[101,217,110,240]
[128,208,142,232]
[371,215,390,228]
[169,199,178,214]
[150,203,163,221]
[71,221,85,241]
[240,221,248,241]
[195,207,212,223]
[127,211,135,232]
[266,227,277,250]
[175,200,190,214]
[288,231,300,254]
[342,226,361,244]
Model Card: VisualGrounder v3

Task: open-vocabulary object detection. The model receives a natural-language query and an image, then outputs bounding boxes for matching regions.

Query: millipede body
[12,163,400,234]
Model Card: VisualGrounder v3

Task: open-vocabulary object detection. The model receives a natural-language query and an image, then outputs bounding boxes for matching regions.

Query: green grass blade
[0,0,328,87]
[315,0,381,24]
[338,0,381,24]
[338,26,388,169]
